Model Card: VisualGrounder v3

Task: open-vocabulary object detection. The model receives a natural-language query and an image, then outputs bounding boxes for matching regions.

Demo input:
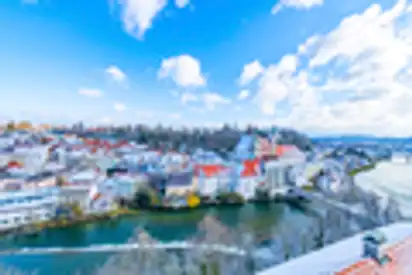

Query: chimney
[362,230,388,264]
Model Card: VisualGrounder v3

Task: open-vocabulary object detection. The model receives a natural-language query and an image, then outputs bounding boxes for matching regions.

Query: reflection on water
[0,203,311,274]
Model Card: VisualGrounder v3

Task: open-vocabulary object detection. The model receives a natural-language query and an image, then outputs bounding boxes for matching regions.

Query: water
[0,203,312,275]
[355,161,412,217]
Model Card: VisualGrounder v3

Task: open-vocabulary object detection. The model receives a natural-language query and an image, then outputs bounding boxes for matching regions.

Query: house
[195,164,230,197]
[103,174,148,199]
[264,160,293,197]
[236,159,262,200]
[164,170,195,197]
[0,188,59,231]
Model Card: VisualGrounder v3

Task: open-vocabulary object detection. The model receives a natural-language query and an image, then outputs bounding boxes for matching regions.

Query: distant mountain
[311,135,412,144]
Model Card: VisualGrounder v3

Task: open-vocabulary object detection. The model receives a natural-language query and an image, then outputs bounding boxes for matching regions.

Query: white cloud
[105,65,127,83]
[254,54,298,115]
[255,0,412,136]
[272,0,324,14]
[158,55,206,87]
[175,0,190,8]
[114,0,167,39]
[239,60,264,86]
[238,89,250,100]
[78,88,103,98]
[202,92,231,110]
[180,92,198,104]
[113,102,127,112]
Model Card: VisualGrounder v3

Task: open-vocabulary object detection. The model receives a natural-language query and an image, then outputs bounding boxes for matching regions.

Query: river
[0,203,313,275]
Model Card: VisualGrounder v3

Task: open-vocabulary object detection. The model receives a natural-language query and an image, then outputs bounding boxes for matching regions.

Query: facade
[58,185,91,211]
[236,159,261,200]
[264,160,294,197]
[195,164,229,197]
[0,188,59,230]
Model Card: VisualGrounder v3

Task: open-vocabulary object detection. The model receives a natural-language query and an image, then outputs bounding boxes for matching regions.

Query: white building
[0,188,59,231]
[264,160,296,197]
[236,159,262,200]
[195,164,229,197]
[58,185,91,210]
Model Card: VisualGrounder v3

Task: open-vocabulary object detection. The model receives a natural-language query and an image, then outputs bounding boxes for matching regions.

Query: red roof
[240,159,260,177]
[194,164,227,177]
[337,236,412,274]
[276,145,298,157]
[7,161,23,169]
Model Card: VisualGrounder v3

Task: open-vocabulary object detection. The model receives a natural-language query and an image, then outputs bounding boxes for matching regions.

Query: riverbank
[0,202,313,275]
[1,192,306,240]
[348,163,376,176]
[0,208,139,239]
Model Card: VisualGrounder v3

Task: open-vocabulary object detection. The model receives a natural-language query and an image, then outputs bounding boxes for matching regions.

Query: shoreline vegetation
[0,196,300,239]
[0,164,375,239]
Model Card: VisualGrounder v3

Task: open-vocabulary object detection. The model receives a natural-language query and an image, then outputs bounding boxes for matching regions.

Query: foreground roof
[258,222,412,275]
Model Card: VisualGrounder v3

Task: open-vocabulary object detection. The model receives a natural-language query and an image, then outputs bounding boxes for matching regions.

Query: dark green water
[0,203,312,275]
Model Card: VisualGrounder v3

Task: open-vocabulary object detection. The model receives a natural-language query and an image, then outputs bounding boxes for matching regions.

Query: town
[0,122,387,237]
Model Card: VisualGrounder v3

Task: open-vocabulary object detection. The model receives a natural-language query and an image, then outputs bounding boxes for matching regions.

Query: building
[236,159,262,200]
[0,188,59,231]
[264,160,296,197]
[195,164,230,197]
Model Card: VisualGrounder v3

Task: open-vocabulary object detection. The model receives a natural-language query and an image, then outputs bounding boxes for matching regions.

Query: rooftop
[258,222,412,275]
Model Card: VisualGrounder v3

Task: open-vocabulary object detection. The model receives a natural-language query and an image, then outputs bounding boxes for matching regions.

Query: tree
[6,121,15,131]
[56,175,65,187]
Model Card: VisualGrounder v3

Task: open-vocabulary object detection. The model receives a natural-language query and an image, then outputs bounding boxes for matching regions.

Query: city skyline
[1,0,412,136]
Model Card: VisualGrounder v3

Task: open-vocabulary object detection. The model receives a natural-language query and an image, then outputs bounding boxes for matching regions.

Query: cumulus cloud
[175,0,190,8]
[113,102,127,112]
[105,65,127,83]
[272,0,324,14]
[178,91,230,110]
[202,92,231,110]
[239,60,264,86]
[255,0,412,136]
[180,92,199,104]
[78,88,103,98]
[113,0,190,39]
[158,55,206,87]
[238,89,250,100]
[113,0,167,39]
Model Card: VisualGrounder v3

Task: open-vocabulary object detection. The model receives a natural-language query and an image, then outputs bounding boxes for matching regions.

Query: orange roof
[194,164,227,177]
[275,145,297,157]
[337,236,412,275]
[7,160,23,169]
[241,159,260,177]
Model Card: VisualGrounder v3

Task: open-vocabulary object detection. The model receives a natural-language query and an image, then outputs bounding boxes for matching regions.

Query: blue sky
[1,0,412,136]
